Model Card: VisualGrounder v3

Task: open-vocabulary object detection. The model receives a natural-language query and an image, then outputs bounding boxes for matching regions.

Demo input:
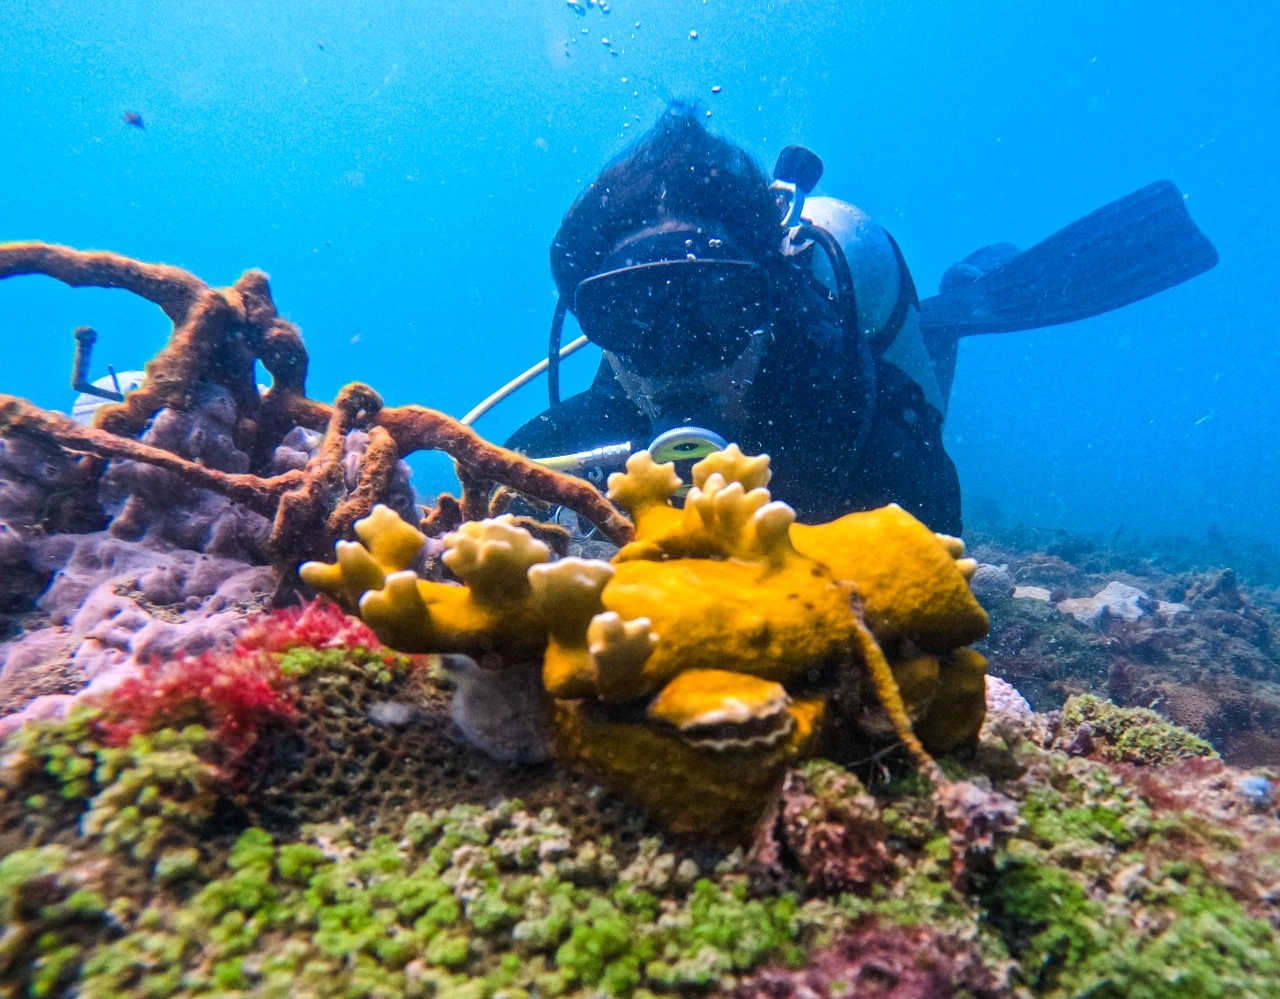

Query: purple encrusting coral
[0,383,417,738]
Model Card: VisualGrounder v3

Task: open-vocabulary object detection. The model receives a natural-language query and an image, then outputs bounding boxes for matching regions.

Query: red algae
[237,596,383,653]
[89,599,385,785]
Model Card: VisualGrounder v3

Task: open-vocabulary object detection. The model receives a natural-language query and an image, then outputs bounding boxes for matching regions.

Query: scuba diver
[485,104,1220,534]
[489,105,1218,534]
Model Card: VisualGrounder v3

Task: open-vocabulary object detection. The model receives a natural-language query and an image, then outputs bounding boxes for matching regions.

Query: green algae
[3,641,1278,999]
[0,846,108,997]
[987,847,1280,999]
[276,643,412,685]
[979,741,1280,999]
[10,708,220,865]
[1061,694,1218,765]
[69,803,825,999]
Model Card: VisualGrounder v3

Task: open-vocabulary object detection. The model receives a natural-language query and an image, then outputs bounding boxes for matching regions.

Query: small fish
[122,111,144,130]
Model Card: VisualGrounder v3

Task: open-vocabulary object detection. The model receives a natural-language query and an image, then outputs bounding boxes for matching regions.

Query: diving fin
[918,180,1219,340]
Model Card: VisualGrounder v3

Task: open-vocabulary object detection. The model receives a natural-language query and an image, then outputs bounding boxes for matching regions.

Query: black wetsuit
[506,284,962,534]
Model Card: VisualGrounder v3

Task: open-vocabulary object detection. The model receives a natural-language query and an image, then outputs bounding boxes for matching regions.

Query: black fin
[918,180,1219,340]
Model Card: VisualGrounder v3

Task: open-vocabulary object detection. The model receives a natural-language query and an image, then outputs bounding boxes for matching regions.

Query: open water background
[0,1,1275,552]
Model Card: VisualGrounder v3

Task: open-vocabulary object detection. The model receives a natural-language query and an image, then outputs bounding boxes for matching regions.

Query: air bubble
[689,29,698,39]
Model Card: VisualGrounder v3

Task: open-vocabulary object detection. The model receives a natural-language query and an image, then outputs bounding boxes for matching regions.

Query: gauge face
[552,506,598,540]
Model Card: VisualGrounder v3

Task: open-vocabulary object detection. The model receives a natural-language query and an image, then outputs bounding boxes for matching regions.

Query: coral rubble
[969,529,1280,767]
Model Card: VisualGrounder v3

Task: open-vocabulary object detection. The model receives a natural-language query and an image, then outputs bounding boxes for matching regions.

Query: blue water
[2,1,1276,546]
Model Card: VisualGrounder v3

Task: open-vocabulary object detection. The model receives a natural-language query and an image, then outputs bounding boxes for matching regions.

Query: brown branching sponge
[0,241,633,570]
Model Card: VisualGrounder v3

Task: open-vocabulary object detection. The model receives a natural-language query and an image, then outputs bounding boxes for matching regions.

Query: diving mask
[572,224,771,377]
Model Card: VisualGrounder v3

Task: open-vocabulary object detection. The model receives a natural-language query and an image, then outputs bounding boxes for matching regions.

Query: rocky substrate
[967,529,1280,767]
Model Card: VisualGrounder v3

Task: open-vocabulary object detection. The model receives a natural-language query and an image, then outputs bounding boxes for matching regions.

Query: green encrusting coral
[2,619,1279,998]
[7,707,221,865]
[57,802,824,999]
[1059,694,1219,765]
[980,732,1279,998]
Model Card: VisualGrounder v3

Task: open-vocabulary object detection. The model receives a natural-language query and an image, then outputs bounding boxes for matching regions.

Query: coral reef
[0,241,640,750]
[969,528,1280,766]
[1053,693,1218,766]
[3,607,1278,997]
[5,239,1280,997]
[729,919,1009,999]
[301,446,990,839]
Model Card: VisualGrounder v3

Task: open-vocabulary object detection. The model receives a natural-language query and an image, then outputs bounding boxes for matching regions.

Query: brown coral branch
[0,241,633,549]
[422,494,465,537]
[456,465,495,524]
[269,384,379,565]
[377,404,634,546]
[328,426,397,538]
[0,241,204,323]
[0,395,303,518]
[273,392,634,546]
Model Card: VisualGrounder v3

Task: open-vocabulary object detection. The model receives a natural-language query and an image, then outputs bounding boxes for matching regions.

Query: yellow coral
[587,611,658,701]
[528,558,615,698]
[691,444,771,493]
[442,516,550,606]
[303,441,993,842]
[598,554,856,698]
[550,694,824,843]
[790,504,989,655]
[609,444,795,563]
[356,504,429,572]
[304,507,553,659]
[606,451,683,554]
[301,505,427,606]
[647,668,793,750]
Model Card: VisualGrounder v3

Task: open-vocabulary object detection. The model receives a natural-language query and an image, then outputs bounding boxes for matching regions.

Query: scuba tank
[773,151,948,415]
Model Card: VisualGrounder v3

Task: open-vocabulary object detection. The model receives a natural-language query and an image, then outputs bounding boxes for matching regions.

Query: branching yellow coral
[302,509,553,658]
[610,444,795,563]
[528,558,615,698]
[691,444,771,492]
[587,611,658,701]
[301,505,426,605]
[443,516,550,605]
[302,440,994,842]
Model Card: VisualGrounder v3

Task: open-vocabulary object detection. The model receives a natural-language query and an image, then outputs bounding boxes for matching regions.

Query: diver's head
[550,105,785,430]
[549,103,785,299]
